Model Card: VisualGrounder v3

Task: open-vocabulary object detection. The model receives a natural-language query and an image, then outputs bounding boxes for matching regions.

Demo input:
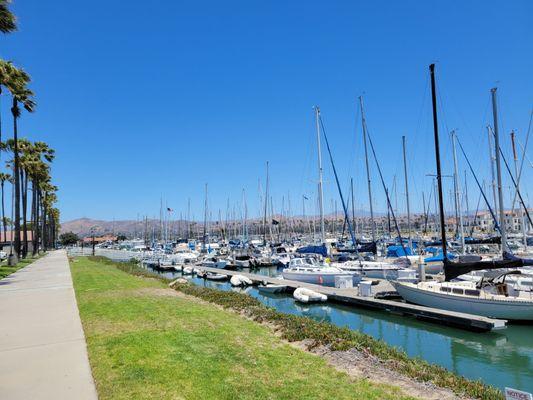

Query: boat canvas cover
[386,245,413,257]
[296,244,328,257]
[338,242,377,254]
[464,237,501,245]
[504,251,533,267]
[443,258,523,281]
[424,251,457,263]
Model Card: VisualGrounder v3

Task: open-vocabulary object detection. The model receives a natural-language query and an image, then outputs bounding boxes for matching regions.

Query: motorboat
[282,257,355,287]
[198,271,228,281]
[333,258,405,280]
[257,284,287,294]
[200,256,228,269]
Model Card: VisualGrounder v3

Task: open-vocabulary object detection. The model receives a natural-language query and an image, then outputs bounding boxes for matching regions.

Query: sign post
[505,387,533,400]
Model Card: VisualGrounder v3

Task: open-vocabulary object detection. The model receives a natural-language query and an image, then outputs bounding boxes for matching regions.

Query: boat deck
[196,266,507,332]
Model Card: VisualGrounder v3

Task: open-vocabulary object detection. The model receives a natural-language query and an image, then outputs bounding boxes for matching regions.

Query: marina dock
[197,266,507,332]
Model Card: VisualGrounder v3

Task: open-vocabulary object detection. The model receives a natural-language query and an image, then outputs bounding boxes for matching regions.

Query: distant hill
[60,218,146,238]
[61,211,388,238]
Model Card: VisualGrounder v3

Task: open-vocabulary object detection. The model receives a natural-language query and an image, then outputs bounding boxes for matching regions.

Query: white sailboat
[392,272,533,320]
[392,66,533,321]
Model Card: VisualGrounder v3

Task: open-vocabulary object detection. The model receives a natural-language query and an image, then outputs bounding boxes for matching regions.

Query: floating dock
[196,266,507,332]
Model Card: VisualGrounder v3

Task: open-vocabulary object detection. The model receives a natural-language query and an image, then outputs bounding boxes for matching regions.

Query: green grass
[94,256,504,400]
[0,253,45,279]
[71,257,415,400]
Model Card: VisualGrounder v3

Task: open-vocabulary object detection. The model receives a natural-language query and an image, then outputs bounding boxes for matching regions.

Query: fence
[67,247,141,262]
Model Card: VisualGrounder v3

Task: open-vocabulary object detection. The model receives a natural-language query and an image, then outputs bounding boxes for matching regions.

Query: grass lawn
[71,257,415,400]
[0,253,44,279]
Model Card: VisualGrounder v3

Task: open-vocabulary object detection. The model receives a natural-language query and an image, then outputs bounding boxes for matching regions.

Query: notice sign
[505,387,533,400]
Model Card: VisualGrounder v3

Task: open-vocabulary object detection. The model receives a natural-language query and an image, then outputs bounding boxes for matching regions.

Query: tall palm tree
[0,171,10,243]
[0,0,16,34]
[26,142,53,255]
[4,65,36,258]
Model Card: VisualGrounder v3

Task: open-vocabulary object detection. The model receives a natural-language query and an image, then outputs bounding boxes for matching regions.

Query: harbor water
[150,265,533,393]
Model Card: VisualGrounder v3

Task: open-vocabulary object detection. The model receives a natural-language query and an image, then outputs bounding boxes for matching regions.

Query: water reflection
[149,266,533,392]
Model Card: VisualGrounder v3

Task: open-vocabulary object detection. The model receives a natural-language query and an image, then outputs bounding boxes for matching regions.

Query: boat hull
[281,271,353,287]
[392,281,533,320]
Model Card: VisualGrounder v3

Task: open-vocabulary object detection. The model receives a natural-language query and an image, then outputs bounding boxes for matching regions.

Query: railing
[66,247,142,262]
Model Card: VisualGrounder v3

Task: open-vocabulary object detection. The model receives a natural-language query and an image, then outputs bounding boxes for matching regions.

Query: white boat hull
[282,271,353,287]
[392,281,533,320]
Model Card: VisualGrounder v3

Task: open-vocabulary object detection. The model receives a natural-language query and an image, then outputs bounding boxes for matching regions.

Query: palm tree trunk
[42,193,47,251]
[12,98,21,258]
[22,170,28,258]
[20,168,28,258]
[1,181,4,246]
[32,182,38,256]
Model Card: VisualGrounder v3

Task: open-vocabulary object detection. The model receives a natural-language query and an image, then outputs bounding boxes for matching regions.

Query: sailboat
[392,64,533,321]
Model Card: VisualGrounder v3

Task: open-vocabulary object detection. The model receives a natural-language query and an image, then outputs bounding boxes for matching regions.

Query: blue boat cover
[424,251,457,262]
[386,245,413,257]
[296,244,328,257]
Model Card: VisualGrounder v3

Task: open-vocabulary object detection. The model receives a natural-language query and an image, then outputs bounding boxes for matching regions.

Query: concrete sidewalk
[0,250,97,399]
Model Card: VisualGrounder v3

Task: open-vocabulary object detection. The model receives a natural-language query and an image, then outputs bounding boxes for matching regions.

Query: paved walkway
[0,250,98,399]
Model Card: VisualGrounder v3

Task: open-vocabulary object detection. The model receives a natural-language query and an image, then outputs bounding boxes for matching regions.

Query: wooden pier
[197,266,507,332]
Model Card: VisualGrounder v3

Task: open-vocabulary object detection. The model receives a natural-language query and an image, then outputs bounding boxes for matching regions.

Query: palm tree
[0,0,16,34]
[4,65,36,258]
[27,142,53,255]
[0,171,10,242]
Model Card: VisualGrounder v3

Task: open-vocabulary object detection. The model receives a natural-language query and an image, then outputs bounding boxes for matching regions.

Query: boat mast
[350,178,356,237]
[487,125,499,228]
[464,170,470,234]
[402,136,412,250]
[511,131,527,248]
[314,106,325,244]
[263,161,269,245]
[241,188,247,242]
[491,87,508,254]
[359,96,376,241]
[451,130,465,253]
[429,64,448,259]
[203,184,208,252]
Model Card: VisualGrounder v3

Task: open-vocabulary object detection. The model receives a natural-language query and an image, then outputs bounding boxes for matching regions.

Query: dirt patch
[305,343,467,400]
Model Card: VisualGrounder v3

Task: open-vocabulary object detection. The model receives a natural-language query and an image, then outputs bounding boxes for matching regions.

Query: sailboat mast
[263,161,269,245]
[359,96,376,241]
[350,178,356,237]
[203,184,208,252]
[491,88,508,253]
[242,188,247,241]
[487,126,499,227]
[451,130,465,253]
[511,131,527,248]
[315,106,325,243]
[429,64,448,259]
[402,136,412,249]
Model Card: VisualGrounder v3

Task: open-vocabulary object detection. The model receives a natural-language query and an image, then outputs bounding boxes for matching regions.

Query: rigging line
[511,109,532,210]
[491,130,533,228]
[318,114,359,257]
[455,135,502,237]
[364,127,410,260]
[517,140,533,168]
[469,188,483,237]
[423,186,433,233]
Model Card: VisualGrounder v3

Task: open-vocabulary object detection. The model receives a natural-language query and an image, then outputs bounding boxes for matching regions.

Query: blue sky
[1,0,532,222]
